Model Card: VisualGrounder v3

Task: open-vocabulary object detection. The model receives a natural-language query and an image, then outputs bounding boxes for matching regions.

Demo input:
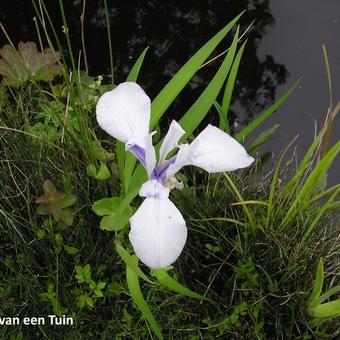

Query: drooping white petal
[159,120,185,164]
[129,197,187,269]
[144,132,157,178]
[189,125,254,172]
[96,82,150,149]
[139,179,170,199]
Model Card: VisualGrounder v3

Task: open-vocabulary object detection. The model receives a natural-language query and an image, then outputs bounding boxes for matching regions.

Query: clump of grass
[169,168,340,338]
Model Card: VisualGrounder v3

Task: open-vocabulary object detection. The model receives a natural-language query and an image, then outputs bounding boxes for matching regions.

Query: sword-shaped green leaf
[152,268,210,301]
[220,40,247,128]
[150,12,244,129]
[308,300,340,318]
[307,258,324,308]
[116,243,153,283]
[126,257,163,340]
[179,29,240,139]
[236,80,299,142]
[126,47,149,82]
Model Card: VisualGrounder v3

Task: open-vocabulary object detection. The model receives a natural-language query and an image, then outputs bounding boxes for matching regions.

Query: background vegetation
[0,1,339,339]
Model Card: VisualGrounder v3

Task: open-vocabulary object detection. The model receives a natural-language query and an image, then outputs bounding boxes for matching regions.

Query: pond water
[1,0,339,183]
[259,0,340,185]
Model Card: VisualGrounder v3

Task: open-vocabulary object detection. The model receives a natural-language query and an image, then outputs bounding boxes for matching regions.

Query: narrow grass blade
[179,30,240,139]
[150,12,244,129]
[329,201,340,210]
[123,154,138,194]
[103,0,114,85]
[116,244,153,283]
[221,40,246,123]
[126,257,163,340]
[230,200,268,206]
[152,269,209,301]
[319,44,334,158]
[280,141,340,230]
[236,81,299,141]
[31,0,68,76]
[316,286,340,306]
[308,316,334,328]
[282,126,326,195]
[126,47,149,82]
[322,44,333,111]
[188,217,247,227]
[58,0,76,73]
[248,124,280,154]
[249,151,272,174]
[266,136,298,225]
[223,173,256,231]
[308,184,340,205]
[302,187,340,241]
[307,258,324,308]
[283,101,340,198]
[214,101,229,132]
[115,141,125,190]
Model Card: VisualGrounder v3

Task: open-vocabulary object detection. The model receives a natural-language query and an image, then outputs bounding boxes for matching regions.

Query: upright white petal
[144,132,157,178]
[96,82,150,149]
[159,120,185,164]
[189,125,254,172]
[129,197,187,269]
[164,143,193,179]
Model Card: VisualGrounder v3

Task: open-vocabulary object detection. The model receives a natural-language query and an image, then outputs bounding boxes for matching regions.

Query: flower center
[139,179,170,199]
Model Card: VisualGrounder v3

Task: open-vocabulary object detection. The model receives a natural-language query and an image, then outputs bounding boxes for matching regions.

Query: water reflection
[0,0,288,127]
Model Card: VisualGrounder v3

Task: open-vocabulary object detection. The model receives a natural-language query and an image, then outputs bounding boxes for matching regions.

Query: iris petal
[96,82,150,149]
[164,143,193,179]
[144,132,157,178]
[165,125,254,179]
[190,125,254,172]
[129,197,187,269]
[159,120,185,164]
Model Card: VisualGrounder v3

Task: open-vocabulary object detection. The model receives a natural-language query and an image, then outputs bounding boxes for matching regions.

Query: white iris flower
[96,82,254,269]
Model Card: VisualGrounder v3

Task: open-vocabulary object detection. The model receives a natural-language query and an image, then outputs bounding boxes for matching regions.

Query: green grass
[1,124,339,338]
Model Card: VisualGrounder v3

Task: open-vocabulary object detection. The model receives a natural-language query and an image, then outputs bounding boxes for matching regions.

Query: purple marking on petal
[152,156,177,182]
[130,145,146,165]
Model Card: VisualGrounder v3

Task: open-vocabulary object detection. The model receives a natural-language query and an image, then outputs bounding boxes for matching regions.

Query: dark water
[1,0,339,183]
[259,0,340,185]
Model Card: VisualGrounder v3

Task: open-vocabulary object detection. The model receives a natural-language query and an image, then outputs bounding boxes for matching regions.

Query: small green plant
[40,282,68,316]
[234,257,259,290]
[307,258,340,327]
[73,264,106,309]
[92,197,133,230]
[53,232,78,255]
